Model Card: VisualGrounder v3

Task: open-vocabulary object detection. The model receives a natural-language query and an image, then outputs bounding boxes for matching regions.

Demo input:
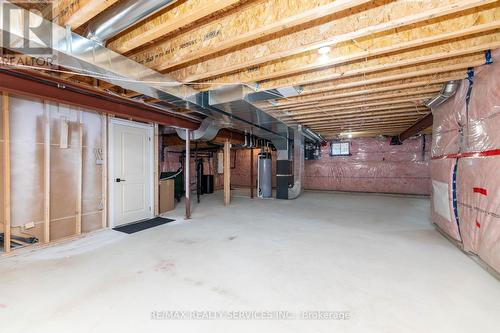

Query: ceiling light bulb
[347,133,353,138]
[318,46,331,55]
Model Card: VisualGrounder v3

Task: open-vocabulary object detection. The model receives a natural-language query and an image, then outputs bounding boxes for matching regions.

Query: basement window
[330,141,350,156]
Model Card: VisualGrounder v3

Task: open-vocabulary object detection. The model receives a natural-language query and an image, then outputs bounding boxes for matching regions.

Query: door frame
[108,117,155,228]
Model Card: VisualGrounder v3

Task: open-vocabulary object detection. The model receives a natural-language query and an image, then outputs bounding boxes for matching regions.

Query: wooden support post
[184,129,191,219]
[224,139,231,206]
[250,148,254,199]
[101,114,108,229]
[153,124,159,216]
[76,111,83,235]
[3,93,11,253]
[43,102,51,243]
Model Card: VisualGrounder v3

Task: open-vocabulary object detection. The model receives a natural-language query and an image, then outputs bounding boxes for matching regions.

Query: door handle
[116,178,126,183]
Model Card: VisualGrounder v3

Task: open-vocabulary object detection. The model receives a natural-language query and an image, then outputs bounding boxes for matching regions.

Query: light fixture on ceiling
[318,46,331,55]
[347,132,353,139]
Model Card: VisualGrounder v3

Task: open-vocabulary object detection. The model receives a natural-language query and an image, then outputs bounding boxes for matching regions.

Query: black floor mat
[113,217,175,234]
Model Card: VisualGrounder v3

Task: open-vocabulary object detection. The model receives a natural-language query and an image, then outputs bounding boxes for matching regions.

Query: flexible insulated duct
[425,80,461,109]
[85,0,177,43]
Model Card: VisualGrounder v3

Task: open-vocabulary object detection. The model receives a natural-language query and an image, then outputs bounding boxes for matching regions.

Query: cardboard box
[159,179,175,213]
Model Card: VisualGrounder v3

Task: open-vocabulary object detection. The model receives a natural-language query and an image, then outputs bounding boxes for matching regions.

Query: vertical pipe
[184,129,191,219]
[250,148,254,199]
[2,93,11,253]
[224,139,231,206]
[43,102,51,243]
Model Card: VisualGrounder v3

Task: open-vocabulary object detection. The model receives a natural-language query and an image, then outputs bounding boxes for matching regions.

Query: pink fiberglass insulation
[304,136,431,195]
[430,81,465,242]
[465,49,500,153]
[458,50,500,272]
[456,158,500,262]
[431,48,500,273]
[431,78,468,157]
[215,136,431,195]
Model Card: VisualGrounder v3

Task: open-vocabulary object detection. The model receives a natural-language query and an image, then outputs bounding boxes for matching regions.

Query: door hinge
[149,206,152,211]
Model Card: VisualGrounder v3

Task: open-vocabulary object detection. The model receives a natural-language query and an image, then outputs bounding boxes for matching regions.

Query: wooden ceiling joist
[267,87,441,111]
[48,0,500,138]
[298,110,431,124]
[267,84,444,109]
[286,106,429,121]
[311,120,422,130]
[295,67,469,97]
[265,75,462,107]
[257,35,500,90]
[53,0,120,29]
[280,105,430,121]
[303,118,424,130]
[325,130,408,136]
[305,119,425,129]
[130,0,373,70]
[273,103,429,118]
[320,129,409,138]
[278,95,434,116]
[174,3,500,83]
[108,0,246,54]
[317,125,411,132]
[310,125,414,135]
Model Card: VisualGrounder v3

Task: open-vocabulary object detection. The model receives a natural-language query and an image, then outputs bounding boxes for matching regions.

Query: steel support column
[185,129,191,219]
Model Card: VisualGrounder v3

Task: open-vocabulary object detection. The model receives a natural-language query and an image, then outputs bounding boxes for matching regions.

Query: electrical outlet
[24,222,35,230]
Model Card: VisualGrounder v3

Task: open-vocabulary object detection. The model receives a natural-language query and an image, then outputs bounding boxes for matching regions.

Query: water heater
[257,151,272,198]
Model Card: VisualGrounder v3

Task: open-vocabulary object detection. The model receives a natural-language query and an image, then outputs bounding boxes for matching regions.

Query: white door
[110,119,154,227]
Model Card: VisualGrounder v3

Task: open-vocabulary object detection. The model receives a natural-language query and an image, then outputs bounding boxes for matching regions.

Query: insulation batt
[431,48,500,273]
[430,159,461,242]
[304,137,431,195]
[221,137,431,195]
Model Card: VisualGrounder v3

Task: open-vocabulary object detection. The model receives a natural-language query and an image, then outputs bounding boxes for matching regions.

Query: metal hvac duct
[425,80,461,109]
[0,2,289,140]
[207,84,292,148]
[0,2,198,105]
[288,125,305,200]
[85,0,177,43]
[175,118,222,141]
[0,2,312,199]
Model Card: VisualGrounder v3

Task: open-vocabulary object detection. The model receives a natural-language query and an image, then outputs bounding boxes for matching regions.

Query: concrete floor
[0,191,499,333]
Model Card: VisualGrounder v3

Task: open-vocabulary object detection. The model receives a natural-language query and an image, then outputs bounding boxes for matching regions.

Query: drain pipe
[85,0,177,43]
[243,132,249,148]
